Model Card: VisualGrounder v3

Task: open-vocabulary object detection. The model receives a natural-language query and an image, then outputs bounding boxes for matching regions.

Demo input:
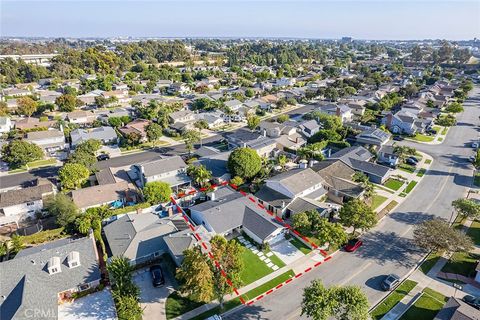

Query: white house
[0,116,12,133]
[25,129,66,154]
[134,156,191,190]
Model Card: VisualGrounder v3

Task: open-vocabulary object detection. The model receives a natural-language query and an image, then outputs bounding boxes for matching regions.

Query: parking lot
[133,261,176,320]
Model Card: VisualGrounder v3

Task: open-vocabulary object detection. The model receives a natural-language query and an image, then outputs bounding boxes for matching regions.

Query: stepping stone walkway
[259,256,267,261]
[272,265,279,271]
[252,249,259,254]
[264,258,271,263]
[257,252,264,257]
[266,262,274,267]
[266,252,273,257]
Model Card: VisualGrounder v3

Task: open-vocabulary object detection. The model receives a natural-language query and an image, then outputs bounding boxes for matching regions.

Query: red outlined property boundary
[171,180,333,305]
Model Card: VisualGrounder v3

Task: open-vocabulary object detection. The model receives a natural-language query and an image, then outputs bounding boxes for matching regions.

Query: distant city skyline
[1,1,479,40]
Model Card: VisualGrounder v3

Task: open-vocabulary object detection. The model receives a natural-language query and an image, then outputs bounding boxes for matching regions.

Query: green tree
[182,129,201,154]
[452,198,480,220]
[10,234,25,254]
[230,176,244,186]
[413,219,473,254]
[59,163,90,190]
[187,164,212,188]
[16,96,38,116]
[445,102,464,113]
[143,181,172,203]
[277,114,289,123]
[292,212,312,234]
[55,94,82,112]
[125,132,142,146]
[146,123,163,146]
[227,147,262,180]
[108,256,137,295]
[2,139,43,168]
[339,199,377,234]
[473,149,480,169]
[177,247,214,303]
[246,115,260,131]
[108,116,131,128]
[315,218,348,250]
[194,120,209,147]
[114,295,143,320]
[44,193,80,228]
[302,279,369,320]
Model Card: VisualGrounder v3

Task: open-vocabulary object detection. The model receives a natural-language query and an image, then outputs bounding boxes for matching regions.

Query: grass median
[370,280,418,320]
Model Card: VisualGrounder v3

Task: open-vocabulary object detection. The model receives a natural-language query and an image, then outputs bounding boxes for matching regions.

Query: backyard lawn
[384,178,405,191]
[370,280,418,320]
[405,181,418,193]
[467,220,480,245]
[399,288,447,320]
[441,252,480,277]
[371,194,388,210]
[289,237,312,254]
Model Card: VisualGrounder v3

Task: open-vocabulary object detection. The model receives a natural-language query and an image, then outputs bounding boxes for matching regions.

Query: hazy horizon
[1,0,479,41]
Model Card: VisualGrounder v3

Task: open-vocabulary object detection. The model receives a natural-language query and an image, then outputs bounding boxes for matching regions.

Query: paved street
[0,104,315,189]
[223,88,480,319]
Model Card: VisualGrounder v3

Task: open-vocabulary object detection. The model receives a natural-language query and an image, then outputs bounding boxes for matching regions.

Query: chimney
[263,129,267,137]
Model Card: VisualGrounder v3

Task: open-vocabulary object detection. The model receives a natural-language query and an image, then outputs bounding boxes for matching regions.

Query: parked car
[344,238,363,252]
[426,128,437,135]
[462,295,480,309]
[381,274,400,291]
[408,156,419,163]
[392,135,404,141]
[405,158,418,166]
[150,265,165,287]
[472,142,479,149]
[97,154,110,161]
[469,155,476,163]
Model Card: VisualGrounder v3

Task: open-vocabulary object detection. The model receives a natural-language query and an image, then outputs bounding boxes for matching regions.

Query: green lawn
[370,280,418,320]
[289,237,312,254]
[416,169,426,177]
[405,181,418,193]
[420,252,442,274]
[433,126,441,132]
[263,249,286,268]
[412,133,435,142]
[474,173,480,187]
[165,292,204,320]
[27,158,57,168]
[399,163,416,174]
[371,194,388,210]
[399,288,447,320]
[441,252,480,277]
[237,241,273,285]
[190,299,242,320]
[467,220,480,245]
[375,185,395,194]
[384,178,405,191]
[425,159,432,164]
[438,137,444,142]
[241,270,295,301]
[441,127,448,135]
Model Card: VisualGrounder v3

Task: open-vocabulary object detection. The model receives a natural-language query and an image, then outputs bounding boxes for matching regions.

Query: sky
[1,0,479,40]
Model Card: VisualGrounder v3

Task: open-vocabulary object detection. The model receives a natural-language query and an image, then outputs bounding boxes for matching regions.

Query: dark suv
[150,265,165,287]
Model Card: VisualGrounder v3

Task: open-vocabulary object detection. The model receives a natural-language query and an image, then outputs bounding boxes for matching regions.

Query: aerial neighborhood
[0,35,480,320]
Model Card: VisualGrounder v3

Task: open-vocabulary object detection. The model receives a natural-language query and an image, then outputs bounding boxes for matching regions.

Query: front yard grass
[420,252,442,274]
[399,288,447,320]
[371,194,388,210]
[378,200,399,218]
[441,252,480,277]
[405,181,418,193]
[412,133,435,142]
[441,127,448,135]
[425,159,432,164]
[165,292,204,320]
[399,163,416,174]
[416,168,426,177]
[370,280,418,320]
[384,178,405,191]
[240,269,295,301]
[189,299,242,320]
[474,173,480,187]
[289,237,312,254]
[467,220,480,245]
[237,241,273,285]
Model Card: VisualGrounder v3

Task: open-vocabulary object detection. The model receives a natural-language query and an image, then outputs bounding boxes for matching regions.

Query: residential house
[1,88,31,98]
[317,103,353,123]
[103,212,188,265]
[274,77,296,88]
[25,129,66,154]
[224,99,244,112]
[168,83,190,95]
[382,110,428,135]
[311,160,364,204]
[133,156,191,190]
[102,90,130,104]
[255,168,328,218]
[0,179,55,226]
[433,297,479,320]
[258,121,306,151]
[169,110,195,124]
[66,110,95,125]
[330,146,392,184]
[190,187,286,245]
[71,181,138,211]
[377,145,400,167]
[226,128,277,158]
[0,234,101,320]
[355,128,391,146]
[194,151,231,183]
[299,120,321,138]
[14,117,56,131]
[164,225,211,266]
[70,126,118,148]
[0,116,12,133]
[118,119,151,142]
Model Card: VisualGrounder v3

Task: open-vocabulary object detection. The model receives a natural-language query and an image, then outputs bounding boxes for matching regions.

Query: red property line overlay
[172,181,333,305]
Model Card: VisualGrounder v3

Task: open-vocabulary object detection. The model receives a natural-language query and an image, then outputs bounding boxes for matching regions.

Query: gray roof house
[71,181,138,211]
[70,126,118,147]
[355,128,391,146]
[190,187,285,244]
[194,151,231,183]
[133,156,191,189]
[164,225,211,266]
[0,234,101,320]
[103,212,189,265]
[330,146,392,184]
[226,129,277,158]
[433,297,479,320]
[25,129,66,154]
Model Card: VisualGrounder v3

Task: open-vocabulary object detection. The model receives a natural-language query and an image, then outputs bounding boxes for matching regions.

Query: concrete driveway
[270,240,304,265]
[133,262,175,320]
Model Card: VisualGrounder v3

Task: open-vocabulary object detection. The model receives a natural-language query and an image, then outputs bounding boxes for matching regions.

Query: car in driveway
[381,274,400,291]
[150,265,165,287]
[344,238,363,252]
[405,158,418,166]
[462,295,480,309]
[392,135,404,141]
[97,153,110,161]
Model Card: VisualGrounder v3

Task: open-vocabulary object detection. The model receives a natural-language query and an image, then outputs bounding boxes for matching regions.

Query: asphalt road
[0,104,315,189]
[224,87,480,319]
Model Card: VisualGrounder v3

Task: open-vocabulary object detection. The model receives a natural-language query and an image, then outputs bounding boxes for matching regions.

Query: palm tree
[187,164,212,188]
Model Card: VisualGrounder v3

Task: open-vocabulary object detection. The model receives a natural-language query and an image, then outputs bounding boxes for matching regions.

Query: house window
[78,284,90,291]
[153,251,160,257]
[26,202,34,206]
[50,267,59,274]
